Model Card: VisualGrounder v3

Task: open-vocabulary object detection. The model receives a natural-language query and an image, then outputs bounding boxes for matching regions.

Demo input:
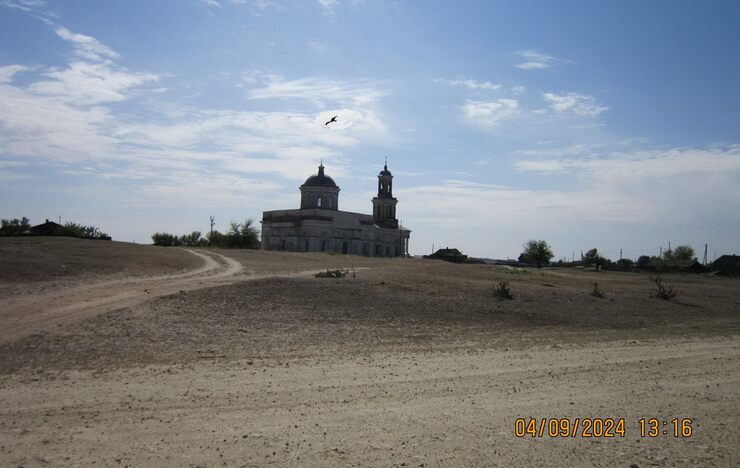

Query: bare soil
[0,238,738,467]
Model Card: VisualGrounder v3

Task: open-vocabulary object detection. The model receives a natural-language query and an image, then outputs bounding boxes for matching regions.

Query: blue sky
[1,0,739,259]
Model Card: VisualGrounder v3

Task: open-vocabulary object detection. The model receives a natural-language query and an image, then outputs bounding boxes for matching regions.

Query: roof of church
[302,163,338,188]
[379,163,392,176]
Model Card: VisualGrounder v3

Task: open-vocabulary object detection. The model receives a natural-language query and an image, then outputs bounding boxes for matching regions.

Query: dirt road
[0,249,244,344]
[0,336,737,467]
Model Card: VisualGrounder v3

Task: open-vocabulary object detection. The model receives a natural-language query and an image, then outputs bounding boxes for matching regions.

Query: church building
[261,162,411,257]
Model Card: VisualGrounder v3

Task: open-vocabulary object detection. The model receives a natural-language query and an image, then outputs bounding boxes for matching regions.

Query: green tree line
[152,218,260,249]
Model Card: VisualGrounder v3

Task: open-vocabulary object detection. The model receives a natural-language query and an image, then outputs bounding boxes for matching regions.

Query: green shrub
[60,222,109,239]
[152,232,178,246]
[0,217,31,235]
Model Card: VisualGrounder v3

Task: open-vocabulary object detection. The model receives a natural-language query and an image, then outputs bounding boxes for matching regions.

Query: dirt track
[0,249,244,344]
[0,239,738,466]
[1,336,737,467]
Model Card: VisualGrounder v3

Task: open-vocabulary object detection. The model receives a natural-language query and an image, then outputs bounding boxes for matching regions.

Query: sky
[1,0,739,260]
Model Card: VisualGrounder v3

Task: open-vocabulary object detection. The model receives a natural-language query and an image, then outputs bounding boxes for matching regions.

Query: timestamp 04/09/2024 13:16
[514,418,694,438]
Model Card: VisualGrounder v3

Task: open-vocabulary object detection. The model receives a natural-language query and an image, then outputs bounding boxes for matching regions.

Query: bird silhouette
[325,115,338,126]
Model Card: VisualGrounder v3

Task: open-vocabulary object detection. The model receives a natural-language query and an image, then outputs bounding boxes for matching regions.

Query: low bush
[651,276,677,300]
[493,281,513,300]
[591,282,605,298]
[315,268,348,278]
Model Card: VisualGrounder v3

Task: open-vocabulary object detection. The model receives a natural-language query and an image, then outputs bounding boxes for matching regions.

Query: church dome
[302,164,338,188]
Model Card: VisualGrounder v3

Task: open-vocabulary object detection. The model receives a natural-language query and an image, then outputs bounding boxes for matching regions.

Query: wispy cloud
[55,26,119,61]
[543,92,608,117]
[436,77,501,90]
[28,61,158,105]
[245,74,385,106]
[0,65,32,82]
[461,99,518,126]
[198,0,222,7]
[0,0,47,13]
[318,0,339,15]
[514,49,569,70]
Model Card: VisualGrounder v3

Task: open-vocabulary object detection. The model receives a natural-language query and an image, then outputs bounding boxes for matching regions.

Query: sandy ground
[0,238,738,466]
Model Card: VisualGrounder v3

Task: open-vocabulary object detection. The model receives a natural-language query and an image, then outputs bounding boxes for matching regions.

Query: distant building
[712,255,740,276]
[425,247,469,263]
[29,219,64,236]
[261,163,411,257]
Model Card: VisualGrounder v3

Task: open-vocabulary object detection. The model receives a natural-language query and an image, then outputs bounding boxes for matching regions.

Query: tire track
[0,249,244,344]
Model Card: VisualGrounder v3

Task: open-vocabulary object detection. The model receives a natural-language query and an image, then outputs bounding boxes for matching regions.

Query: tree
[152,232,178,246]
[584,248,600,271]
[226,218,260,249]
[668,245,695,262]
[616,258,635,270]
[636,255,651,270]
[0,217,31,235]
[60,222,109,239]
[520,240,554,268]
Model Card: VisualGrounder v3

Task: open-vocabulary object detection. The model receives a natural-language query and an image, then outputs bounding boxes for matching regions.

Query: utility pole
[659,247,663,257]
[209,216,215,238]
[703,244,708,265]
[620,248,623,260]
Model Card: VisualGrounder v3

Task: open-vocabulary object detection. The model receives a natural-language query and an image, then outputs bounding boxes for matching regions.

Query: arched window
[317,196,322,207]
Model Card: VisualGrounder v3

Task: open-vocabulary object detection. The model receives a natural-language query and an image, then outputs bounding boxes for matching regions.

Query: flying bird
[325,115,338,126]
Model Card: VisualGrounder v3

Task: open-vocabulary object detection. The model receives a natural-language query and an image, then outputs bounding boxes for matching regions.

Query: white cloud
[55,26,119,61]
[0,80,116,160]
[461,99,518,126]
[514,49,568,70]
[543,92,608,117]
[0,0,48,13]
[437,78,501,90]
[0,65,32,82]
[28,61,158,105]
[306,40,327,53]
[245,74,385,106]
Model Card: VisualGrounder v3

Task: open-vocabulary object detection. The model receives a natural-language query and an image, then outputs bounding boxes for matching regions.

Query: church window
[317,196,322,207]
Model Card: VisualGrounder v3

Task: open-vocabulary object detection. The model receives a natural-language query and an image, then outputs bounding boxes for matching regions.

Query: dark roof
[712,255,740,272]
[424,247,469,263]
[434,248,464,256]
[302,164,338,188]
[29,220,63,235]
[379,163,392,176]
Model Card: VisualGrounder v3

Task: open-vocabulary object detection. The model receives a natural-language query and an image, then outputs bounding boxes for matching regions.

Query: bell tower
[372,159,398,229]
